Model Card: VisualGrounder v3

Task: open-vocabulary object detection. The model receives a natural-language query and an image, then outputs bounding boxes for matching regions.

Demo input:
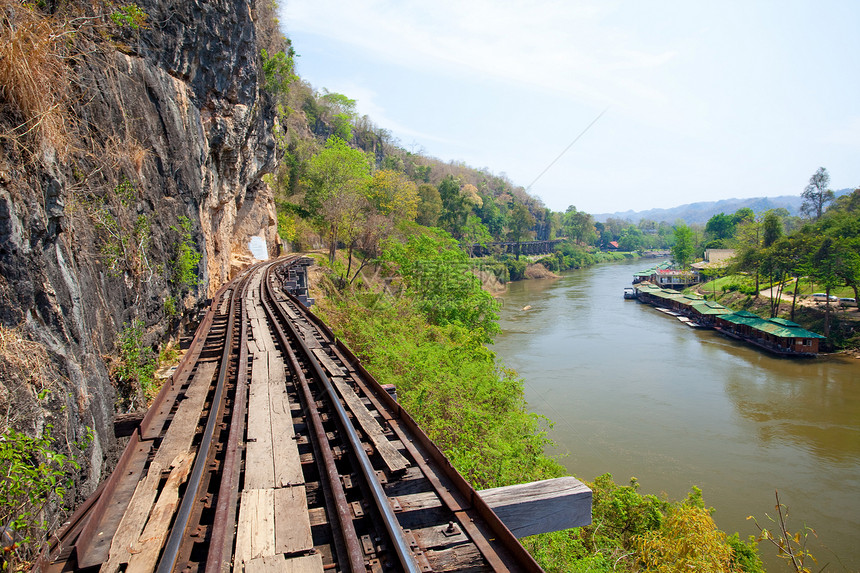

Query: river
[493,258,860,572]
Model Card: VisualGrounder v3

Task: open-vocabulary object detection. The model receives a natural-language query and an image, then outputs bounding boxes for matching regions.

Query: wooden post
[478,477,592,538]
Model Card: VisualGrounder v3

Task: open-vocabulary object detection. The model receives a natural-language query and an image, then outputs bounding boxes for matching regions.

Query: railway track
[37,256,544,572]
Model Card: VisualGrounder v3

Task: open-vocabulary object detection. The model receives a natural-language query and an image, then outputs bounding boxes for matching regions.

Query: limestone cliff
[0,0,280,509]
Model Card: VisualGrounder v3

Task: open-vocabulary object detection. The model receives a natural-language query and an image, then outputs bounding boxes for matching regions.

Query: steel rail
[205,260,263,573]
[259,264,366,573]
[39,281,233,572]
[276,259,544,572]
[264,262,422,573]
[155,271,247,573]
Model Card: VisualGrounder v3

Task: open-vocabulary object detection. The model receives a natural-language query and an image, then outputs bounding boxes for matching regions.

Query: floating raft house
[633,283,825,356]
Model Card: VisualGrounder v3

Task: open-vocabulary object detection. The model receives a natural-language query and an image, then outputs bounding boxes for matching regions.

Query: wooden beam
[478,476,592,538]
[113,412,145,437]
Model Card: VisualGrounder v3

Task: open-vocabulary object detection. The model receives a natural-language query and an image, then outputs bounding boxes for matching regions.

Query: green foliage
[0,420,89,568]
[721,276,759,296]
[563,206,596,245]
[320,91,357,140]
[260,48,296,94]
[591,474,668,543]
[705,212,737,243]
[505,257,527,281]
[110,4,147,29]
[381,228,500,340]
[508,203,536,258]
[672,224,695,268]
[169,216,200,291]
[113,319,157,406]
[635,504,738,572]
[437,175,468,236]
[521,531,613,573]
[304,136,372,263]
[618,225,645,252]
[727,534,764,573]
[523,475,761,573]
[163,295,177,318]
[87,178,154,281]
[460,215,492,255]
[416,183,442,227]
[316,287,563,489]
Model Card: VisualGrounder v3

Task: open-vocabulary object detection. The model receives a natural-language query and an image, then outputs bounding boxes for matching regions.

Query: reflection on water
[493,259,860,571]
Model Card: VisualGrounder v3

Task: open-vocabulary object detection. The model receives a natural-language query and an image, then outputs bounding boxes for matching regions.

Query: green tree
[761,210,784,248]
[304,136,372,264]
[732,208,755,225]
[801,167,834,220]
[563,206,595,245]
[734,217,763,295]
[320,90,357,140]
[810,236,845,337]
[671,224,695,268]
[381,229,500,340]
[416,183,442,227]
[437,176,468,237]
[260,48,297,95]
[461,215,493,257]
[508,204,536,260]
[618,225,644,252]
[476,195,507,239]
[705,212,736,246]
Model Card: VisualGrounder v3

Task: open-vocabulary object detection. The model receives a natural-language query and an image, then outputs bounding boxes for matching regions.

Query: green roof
[768,317,801,328]
[691,301,732,315]
[721,313,767,327]
[756,322,826,339]
[732,310,759,318]
[721,313,825,339]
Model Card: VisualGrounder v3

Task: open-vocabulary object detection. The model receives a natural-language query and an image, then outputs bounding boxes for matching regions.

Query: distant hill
[594,190,852,225]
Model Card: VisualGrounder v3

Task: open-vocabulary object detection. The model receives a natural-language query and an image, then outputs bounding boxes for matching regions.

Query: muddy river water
[493,258,860,571]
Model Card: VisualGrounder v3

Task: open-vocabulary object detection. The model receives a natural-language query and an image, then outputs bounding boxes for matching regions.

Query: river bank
[306,245,768,572]
[494,258,860,572]
[690,283,860,353]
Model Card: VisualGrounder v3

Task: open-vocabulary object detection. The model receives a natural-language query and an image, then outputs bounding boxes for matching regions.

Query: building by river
[633,283,825,356]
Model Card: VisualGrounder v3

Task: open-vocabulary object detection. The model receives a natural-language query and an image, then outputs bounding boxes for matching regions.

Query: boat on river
[623,287,636,299]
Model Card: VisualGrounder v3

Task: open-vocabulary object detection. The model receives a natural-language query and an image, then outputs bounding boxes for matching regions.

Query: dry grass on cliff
[0,1,71,158]
[0,325,54,428]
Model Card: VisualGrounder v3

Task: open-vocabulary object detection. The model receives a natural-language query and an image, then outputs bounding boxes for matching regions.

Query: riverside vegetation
[310,226,764,573]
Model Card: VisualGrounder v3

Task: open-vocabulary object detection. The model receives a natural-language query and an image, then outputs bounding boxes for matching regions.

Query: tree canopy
[671,224,695,268]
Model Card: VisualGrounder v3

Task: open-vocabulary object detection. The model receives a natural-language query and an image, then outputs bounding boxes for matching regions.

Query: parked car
[812,293,838,301]
[839,297,857,306]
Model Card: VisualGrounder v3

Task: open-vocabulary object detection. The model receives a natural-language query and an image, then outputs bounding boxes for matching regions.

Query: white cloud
[282,0,678,110]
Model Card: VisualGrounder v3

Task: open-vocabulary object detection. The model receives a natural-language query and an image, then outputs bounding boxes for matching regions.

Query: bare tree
[800,167,834,220]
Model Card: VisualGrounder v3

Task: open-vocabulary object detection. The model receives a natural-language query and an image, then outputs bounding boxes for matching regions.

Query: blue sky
[280,1,859,214]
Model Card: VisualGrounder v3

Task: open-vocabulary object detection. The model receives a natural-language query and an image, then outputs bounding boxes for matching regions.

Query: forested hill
[595,189,853,225]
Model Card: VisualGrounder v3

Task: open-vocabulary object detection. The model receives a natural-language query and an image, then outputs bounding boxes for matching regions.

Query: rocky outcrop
[0,0,280,504]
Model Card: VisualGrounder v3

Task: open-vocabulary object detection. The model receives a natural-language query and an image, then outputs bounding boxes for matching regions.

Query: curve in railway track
[36,256,544,573]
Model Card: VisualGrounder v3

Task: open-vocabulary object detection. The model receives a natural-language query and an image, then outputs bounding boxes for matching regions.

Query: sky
[279,1,860,215]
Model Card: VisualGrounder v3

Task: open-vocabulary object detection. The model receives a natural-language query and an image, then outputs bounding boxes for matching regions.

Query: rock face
[0,0,279,502]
